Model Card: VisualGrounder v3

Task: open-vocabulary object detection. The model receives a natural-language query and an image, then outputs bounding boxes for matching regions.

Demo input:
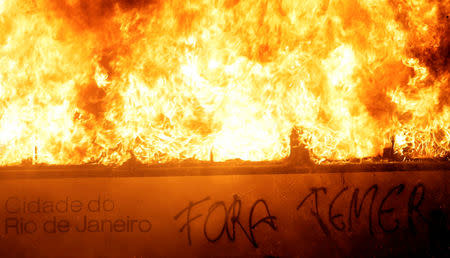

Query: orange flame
[0,0,448,165]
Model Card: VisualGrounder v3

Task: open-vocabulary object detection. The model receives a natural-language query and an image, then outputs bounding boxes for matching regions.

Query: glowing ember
[0,0,448,165]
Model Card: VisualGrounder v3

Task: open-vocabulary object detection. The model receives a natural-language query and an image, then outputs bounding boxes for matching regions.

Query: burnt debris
[288,127,312,166]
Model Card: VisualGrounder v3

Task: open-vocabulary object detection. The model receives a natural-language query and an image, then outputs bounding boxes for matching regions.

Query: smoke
[389,0,449,112]
[42,0,159,29]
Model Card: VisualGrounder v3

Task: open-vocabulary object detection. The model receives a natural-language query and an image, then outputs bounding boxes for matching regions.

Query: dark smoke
[43,0,160,30]
[389,0,449,114]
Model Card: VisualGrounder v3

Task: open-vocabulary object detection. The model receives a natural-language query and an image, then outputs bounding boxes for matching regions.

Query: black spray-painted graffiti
[173,182,445,249]
[174,194,277,247]
[296,183,427,236]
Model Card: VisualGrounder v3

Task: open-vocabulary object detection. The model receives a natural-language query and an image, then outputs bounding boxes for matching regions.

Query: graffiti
[174,194,277,247]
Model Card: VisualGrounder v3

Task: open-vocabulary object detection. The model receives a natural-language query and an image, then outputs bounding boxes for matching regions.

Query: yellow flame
[0,0,448,165]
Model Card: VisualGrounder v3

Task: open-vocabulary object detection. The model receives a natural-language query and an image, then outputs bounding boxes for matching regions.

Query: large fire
[0,0,448,165]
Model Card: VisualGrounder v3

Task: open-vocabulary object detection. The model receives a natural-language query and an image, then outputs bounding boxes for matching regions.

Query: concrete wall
[0,169,448,257]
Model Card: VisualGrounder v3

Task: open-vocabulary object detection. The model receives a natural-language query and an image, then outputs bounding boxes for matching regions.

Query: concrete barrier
[0,166,448,257]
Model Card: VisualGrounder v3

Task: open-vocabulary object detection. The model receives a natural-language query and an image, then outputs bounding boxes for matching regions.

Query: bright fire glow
[0,0,448,165]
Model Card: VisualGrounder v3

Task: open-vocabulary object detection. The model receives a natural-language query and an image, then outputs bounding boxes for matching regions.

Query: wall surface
[0,169,448,257]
